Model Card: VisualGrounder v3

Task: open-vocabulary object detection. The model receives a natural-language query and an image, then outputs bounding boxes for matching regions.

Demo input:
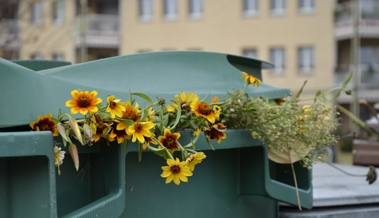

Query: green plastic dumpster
[0,51,312,218]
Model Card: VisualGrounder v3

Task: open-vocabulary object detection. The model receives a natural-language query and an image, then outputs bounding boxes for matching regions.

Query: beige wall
[18,0,76,63]
[121,0,335,96]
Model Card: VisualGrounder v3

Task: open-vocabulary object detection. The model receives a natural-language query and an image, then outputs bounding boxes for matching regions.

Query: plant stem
[288,147,302,211]
[322,160,366,177]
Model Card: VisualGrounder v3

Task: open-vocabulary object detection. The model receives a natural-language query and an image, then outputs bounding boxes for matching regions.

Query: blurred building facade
[0,0,378,106]
[334,0,379,124]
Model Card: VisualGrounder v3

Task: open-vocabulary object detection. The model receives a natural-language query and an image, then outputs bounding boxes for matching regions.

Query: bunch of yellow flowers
[30,71,340,184]
[30,72,261,184]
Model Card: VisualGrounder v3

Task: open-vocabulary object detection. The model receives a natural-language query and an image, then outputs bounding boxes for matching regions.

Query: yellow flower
[127,121,155,144]
[161,158,193,185]
[116,101,141,130]
[141,133,158,150]
[145,107,155,122]
[241,72,261,87]
[30,114,59,136]
[213,105,221,115]
[158,128,181,151]
[302,105,312,113]
[204,123,227,143]
[302,105,312,118]
[122,101,140,121]
[186,152,206,171]
[54,145,65,175]
[109,123,131,144]
[167,91,199,112]
[65,90,102,115]
[106,95,125,118]
[193,128,201,136]
[89,113,109,142]
[212,96,219,103]
[190,101,219,123]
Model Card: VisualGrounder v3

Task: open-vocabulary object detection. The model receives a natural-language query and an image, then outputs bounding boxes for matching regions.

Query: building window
[299,0,314,13]
[139,0,153,20]
[31,1,43,24]
[188,0,203,19]
[52,53,65,61]
[298,46,314,74]
[242,48,258,58]
[271,0,286,15]
[52,0,65,24]
[270,48,285,74]
[163,0,178,20]
[31,53,43,60]
[359,46,379,65]
[243,0,258,16]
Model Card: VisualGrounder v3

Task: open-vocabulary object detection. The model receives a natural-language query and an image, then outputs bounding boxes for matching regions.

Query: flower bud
[69,143,79,171]
[345,90,352,95]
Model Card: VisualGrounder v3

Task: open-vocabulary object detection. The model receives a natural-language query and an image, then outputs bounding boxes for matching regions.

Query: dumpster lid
[0,51,290,128]
[11,60,71,71]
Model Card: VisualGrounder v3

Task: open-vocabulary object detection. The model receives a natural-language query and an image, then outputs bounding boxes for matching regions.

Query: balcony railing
[0,19,20,48]
[335,0,379,40]
[75,14,120,48]
[335,64,379,90]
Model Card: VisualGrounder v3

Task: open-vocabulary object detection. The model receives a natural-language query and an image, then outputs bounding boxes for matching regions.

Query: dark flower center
[109,101,117,109]
[77,94,90,107]
[162,136,178,150]
[199,103,211,115]
[181,102,191,112]
[39,123,50,131]
[134,123,143,133]
[123,111,136,120]
[170,165,180,174]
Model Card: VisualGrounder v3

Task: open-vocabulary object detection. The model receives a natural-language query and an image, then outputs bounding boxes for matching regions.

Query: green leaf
[295,80,307,99]
[342,71,353,89]
[200,92,211,102]
[168,99,181,130]
[58,109,64,121]
[115,118,134,126]
[138,143,143,162]
[314,90,322,103]
[331,71,353,102]
[140,108,147,122]
[152,147,174,160]
[132,92,153,104]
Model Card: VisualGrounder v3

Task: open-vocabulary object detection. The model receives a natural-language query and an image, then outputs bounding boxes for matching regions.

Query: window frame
[269,47,286,74]
[139,0,153,21]
[188,0,203,19]
[270,0,286,15]
[298,46,315,74]
[52,0,65,24]
[31,1,43,24]
[163,0,178,20]
[298,0,315,14]
[243,0,259,17]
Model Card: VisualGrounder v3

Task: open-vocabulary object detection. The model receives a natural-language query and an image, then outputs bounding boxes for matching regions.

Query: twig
[288,147,302,210]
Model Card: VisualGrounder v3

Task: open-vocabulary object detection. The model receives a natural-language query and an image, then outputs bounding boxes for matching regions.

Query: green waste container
[0,51,312,218]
